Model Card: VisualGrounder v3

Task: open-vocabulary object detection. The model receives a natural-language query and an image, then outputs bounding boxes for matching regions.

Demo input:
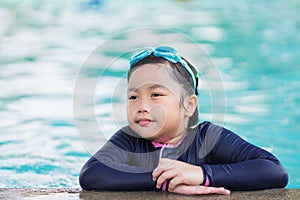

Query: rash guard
[79,121,288,191]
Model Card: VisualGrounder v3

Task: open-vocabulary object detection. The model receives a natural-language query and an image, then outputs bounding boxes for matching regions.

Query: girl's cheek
[150,104,166,126]
[127,104,135,119]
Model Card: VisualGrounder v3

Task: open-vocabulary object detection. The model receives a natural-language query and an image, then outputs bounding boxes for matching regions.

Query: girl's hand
[152,158,204,190]
[169,185,230,195]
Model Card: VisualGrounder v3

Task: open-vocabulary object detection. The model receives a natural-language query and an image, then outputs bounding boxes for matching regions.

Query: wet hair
[127,54,199,127]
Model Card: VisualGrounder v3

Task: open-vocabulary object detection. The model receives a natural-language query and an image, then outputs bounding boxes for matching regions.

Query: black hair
[127,54,199,127]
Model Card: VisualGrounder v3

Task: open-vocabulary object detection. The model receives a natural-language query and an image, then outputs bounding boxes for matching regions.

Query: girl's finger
[170,185,211,195]
[170,185,230,195]
[156,170,176,188]
[152,159,173,181]
[152,166,165,181]
[168,176,182,191]
[207,186,230,195]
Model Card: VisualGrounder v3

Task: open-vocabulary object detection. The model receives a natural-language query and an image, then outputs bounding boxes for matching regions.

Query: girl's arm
[79,127,157,191]
[201,123,288,191]
[79,155,156,191]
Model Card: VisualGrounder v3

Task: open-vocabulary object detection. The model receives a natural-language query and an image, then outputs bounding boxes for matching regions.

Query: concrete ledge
[0,188,299,200]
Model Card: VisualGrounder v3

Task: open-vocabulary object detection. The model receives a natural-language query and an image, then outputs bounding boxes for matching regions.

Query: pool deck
[0,188,299,200]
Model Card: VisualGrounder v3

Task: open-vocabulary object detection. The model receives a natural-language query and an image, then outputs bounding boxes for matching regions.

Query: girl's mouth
[137,118,152,126]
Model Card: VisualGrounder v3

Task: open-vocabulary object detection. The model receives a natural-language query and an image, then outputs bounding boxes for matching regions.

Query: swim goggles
[129,46,198,93]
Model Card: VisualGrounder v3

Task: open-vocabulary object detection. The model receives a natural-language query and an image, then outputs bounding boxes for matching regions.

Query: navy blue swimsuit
[79,121,288,191]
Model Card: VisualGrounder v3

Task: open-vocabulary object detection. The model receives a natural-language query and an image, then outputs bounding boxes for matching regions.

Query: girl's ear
[184,94,198,117]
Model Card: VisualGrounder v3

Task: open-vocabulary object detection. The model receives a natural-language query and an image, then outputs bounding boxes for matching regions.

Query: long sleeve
[79,127,158,191]
[201,123,288,191]
[79,156,156,191]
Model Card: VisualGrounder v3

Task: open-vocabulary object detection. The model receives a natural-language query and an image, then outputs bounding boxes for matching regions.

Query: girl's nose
[138,108,149,114]
[138,98,150,113]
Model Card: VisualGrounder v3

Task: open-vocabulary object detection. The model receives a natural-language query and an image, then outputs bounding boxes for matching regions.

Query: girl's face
[127,63,190,143]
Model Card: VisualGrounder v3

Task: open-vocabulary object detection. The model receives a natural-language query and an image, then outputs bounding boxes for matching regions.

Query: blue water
[0,0,299,188]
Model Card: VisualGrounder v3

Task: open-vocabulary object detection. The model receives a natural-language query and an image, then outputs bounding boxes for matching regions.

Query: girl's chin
[131,126,163,139]
[136,132,162,141]
[138,134,158,141]
[139,134,168,143]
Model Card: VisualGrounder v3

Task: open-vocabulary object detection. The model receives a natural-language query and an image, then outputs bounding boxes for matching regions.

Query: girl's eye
[128,95,138,100]
[151,93,163,97]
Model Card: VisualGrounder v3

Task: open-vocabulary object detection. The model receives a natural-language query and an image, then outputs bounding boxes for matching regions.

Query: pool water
[0,0,299,188]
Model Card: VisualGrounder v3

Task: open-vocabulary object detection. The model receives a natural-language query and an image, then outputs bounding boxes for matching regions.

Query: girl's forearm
[79,157,158,191]
[202,159,288,191]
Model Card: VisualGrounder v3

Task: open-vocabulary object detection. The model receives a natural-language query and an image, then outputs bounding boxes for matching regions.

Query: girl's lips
[137,118,152,126]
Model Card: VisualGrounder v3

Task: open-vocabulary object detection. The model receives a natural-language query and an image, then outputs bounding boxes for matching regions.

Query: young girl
[79,46,288,195]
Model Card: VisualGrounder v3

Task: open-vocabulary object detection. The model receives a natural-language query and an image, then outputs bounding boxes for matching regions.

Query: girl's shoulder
[196,121,224,136]
[194,121,236,159]
[195,121,233,144]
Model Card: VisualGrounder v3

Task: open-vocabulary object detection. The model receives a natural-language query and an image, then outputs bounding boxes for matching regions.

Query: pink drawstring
[204,175,210,186]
